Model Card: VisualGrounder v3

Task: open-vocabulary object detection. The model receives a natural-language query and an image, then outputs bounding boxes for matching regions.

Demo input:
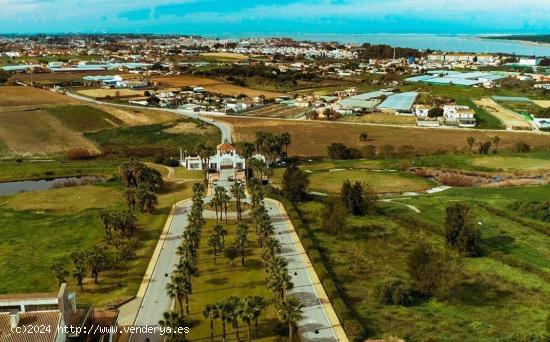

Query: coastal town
[0,28,549,342]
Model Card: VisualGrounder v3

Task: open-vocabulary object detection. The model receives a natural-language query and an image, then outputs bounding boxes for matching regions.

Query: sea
[206,33,550,57]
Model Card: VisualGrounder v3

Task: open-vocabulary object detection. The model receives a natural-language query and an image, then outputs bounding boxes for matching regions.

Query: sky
[0,0,549,35]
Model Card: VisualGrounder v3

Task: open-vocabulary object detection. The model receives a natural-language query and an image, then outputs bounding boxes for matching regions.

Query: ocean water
[210,33,550,56]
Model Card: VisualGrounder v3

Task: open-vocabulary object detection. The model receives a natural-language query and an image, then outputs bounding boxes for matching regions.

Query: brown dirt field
[474,98,531,130]
[163,122,217,135]
[91,105,179,126]
[217,117,550,157]
[150,75,285,99]
[340,114,416,125]
[532,100,550,109]
[77,88,148,98]
[0,109,100,156]
[200,52,248,61]
[0,86,77,107]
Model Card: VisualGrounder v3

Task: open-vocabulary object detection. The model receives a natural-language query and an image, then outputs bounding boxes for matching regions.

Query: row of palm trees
[161,183,207,341]
[249,181,304,342]
[203,296,266,342]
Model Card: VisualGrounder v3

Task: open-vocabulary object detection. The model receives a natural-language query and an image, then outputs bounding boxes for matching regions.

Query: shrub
[164,158,180,167]
[375,278,414,305]
[332,297,350,320]
[343,319,366,342]
[515,141,531,153]
[399,159,412,171]
[67,148,94,160]
[436,173,478,187]
[322,278,339,300]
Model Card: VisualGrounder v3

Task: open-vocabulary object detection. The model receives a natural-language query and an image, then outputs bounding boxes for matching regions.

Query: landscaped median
[268,193,362,341]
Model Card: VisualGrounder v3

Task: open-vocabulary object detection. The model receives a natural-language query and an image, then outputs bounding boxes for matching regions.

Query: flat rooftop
[377,92,418,111]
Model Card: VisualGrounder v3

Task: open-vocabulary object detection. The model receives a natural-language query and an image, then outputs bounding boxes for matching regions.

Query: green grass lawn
[293,184,550,341]
[46,105,125,132]
[0,180,176,308]
[0,159,121,182]
[308,170,433,194]
[187,219,280,341]
[85,119,220,157]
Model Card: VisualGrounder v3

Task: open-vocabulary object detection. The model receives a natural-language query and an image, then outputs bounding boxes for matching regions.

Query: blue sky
[0,0,548,35]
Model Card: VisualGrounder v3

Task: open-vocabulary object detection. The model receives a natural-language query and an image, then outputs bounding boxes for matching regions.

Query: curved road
[66,92,232,143]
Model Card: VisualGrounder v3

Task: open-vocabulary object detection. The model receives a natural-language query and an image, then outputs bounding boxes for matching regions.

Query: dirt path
[473,98,532,130]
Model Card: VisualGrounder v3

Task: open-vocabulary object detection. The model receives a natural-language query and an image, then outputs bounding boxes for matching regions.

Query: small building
[413,104,431,117]
[0,284,92,342]
[377,92,418,114]
[443,105,477,128]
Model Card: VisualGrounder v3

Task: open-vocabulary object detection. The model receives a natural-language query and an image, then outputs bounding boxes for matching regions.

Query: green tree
[235,222,249,266]
[71,251,88,290]
[466,136,476,153]
[136,187,158,214]
[203,304,219,342]
[322,197,348,236]
[166,274,190,316]
[444,203,482,257]
[428,107,444,118]
[407,242,461,300]
[282,164,310,201]
[88,245,110,284]
[277,296,304,342]
[224,246,239,267]
[158,311,191,342]
[52,262,69,286]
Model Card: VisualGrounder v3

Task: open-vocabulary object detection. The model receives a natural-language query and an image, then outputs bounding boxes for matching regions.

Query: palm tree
[277,296,304,342]
[176,258,199,287]
[280,132,291,157]
[225,296,242,342]
[136,187,158,214]
[492,135,501,153]
[250,296,266,338]
[235,222,249,266]
[209,196,221,222]
[203,304,219,342]
[216,300,230,342]
[208,233,222,264]
[219,188,231,223]
[159,310,191,342]
[237,142,256,184]
[230,182,246,220]
[124,188,137,211]
[214,223,228,245]
[166,274,188,316]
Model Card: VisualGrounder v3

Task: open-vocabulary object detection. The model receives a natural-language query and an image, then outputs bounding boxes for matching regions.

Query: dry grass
[92,105,179,126]
[532,100,550,109]
[0,86,76,107]
[340,113,416,125]
[11,71,120,84]
[77,88,147,98]
[162,122,215,135]
[473,98,531,130]
[0,109,100,156]
[200,52,249,61]
[217,116,550,157]
[150,75,285,99]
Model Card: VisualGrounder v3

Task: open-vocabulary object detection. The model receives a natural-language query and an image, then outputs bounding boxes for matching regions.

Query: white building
[443,105,477,128]
[413,104,431,118]
[181,142,249,173]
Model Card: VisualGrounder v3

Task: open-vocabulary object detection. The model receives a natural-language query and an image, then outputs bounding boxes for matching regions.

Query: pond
[0,176,104,197]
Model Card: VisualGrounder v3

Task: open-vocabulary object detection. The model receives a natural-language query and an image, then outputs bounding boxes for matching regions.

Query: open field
[150,75,285,99]
[187,219,280,341]
[0,182,170,307]
[0,166,197,307]
[293,185,550,340]
[0,109,100,157]
[92,105,180,125]
[0,86,77,107]
[471,156,550,171]
[532,100,550,109]
[199,52,249,61]
[308,170,433,194]
[243,104,308,119]
[46,105,124,132]
[217,117,550,157]
[474,98,533,130]
[85,119,220,157]
[340,113,416,125]
[0,160,120,182]
[76,88,148,98]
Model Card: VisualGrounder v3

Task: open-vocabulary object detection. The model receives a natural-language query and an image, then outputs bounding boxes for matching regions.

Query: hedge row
[267,192,366,341]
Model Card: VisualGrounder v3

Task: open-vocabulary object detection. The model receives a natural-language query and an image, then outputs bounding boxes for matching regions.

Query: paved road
[130,201,192,341]
[66,92,232,143]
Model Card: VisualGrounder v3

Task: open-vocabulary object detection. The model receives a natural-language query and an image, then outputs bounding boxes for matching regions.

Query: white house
[413,104,431,118]
[443,105,477,128]
[533,118,550,129]
[181,142,249,173]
